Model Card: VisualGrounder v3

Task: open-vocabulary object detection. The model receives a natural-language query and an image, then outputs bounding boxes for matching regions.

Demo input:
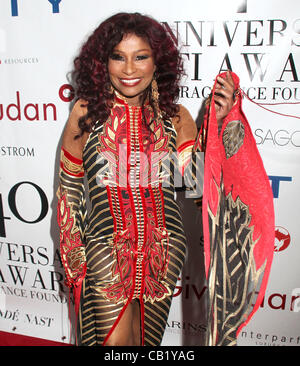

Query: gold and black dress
[57,95,193,346]
[57,72,274,347]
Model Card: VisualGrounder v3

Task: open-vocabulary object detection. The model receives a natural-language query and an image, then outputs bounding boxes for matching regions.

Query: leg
[104,299,141,346]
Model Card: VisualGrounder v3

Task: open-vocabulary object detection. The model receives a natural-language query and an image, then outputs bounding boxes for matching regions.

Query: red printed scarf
[202,72,275,345]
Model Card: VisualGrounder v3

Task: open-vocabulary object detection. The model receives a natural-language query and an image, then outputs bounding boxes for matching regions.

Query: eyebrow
[112,48,152,54]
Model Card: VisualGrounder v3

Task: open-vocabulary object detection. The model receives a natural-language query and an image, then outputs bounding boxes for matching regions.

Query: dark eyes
[109,53,150,61]
[110,53,123,61]
[136,55,150,61]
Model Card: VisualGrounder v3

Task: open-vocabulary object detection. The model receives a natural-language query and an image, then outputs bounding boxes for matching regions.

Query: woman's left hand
[214,71,235,125]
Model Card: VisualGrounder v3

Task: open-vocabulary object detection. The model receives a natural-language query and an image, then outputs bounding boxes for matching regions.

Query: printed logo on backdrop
[6,0,300,104]
[166,319,206,338]
[165,276,207,339]
[240,330,300,346]
[268,175,292,199]
[255,129,300,148]
[274,226,291,252]
[161,1,300,104]
[0,84,74,123]
[0,57,39,66]
[1,146,35,158]
[0,181,67,332]
[1,1,73,340]
[7,0,246,17]
[245,285,300,317]
[10,0,63,16]
[0,182,49,238]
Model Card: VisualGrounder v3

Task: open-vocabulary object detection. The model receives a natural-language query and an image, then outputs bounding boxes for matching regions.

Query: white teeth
[121,79,140,85]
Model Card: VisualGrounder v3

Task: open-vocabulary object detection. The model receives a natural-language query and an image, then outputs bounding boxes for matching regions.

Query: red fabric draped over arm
[202,72,275,345]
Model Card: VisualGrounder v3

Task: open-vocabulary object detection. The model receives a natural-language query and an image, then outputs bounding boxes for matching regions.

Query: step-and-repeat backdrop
[0,0,299,346]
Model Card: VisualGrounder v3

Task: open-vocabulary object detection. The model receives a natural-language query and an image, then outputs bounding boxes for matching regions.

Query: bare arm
[172,104,197,149]
[61,99,89,158]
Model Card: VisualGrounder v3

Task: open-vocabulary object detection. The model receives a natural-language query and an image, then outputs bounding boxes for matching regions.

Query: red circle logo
[59,84,75,102]
[274,226,291,252]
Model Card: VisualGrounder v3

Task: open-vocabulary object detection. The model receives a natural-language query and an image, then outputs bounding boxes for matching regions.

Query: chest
[97,104,176,156]
[83,105,177,188]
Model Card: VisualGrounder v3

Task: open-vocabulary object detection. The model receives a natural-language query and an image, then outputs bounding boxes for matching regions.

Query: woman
[56,12,235,346]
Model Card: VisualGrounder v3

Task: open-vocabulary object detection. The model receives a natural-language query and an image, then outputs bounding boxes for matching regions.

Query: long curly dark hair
[72,12,184,136]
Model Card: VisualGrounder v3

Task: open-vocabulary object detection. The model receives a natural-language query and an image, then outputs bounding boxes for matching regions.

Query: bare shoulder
[172,104,197,147]
[61,99,89,159]
[172,104,195,130]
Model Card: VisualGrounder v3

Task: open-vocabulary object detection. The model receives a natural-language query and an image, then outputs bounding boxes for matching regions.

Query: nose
[123,58,136,76]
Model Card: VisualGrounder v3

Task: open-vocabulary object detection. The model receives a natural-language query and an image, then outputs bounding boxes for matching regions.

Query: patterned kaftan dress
[57,94,197,346]
[57,72,274,347]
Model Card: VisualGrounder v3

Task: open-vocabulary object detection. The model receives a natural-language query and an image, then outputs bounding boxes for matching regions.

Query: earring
[151,78,160,118]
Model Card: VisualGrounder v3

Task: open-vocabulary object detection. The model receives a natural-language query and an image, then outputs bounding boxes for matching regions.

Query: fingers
[214,94,227,108]
[225,70,234,86]
[213,71,235,121]
[215,71,235,97]
[214,72,235,103]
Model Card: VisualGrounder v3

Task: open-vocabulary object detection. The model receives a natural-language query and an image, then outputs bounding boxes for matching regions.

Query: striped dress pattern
[57,95,187,346]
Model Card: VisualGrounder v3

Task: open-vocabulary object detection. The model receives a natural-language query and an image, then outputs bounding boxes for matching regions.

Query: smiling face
[108,33,156,106]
